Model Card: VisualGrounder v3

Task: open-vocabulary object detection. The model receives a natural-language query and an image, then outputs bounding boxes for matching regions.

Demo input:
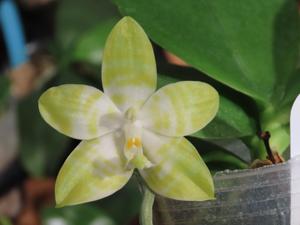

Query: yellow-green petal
[39,84,121,140]
[140,130,214,201]
[55,132,133,207]
[139,81,219,137]
[102,17,157,112]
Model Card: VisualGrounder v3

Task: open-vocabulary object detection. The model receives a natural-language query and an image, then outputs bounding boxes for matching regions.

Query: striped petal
[140,130,214,201]
[39,84,122,140]
[55,132,133,207]
[139,81,219,137]
[102,17,157,112]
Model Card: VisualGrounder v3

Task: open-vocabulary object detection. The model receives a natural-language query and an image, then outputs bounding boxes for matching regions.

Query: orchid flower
[38,17,219,207]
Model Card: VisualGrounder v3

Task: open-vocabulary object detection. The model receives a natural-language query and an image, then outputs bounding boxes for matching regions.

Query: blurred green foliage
[54,0,120,67]
[72,19,118,64]
[18,90,69,177]
[0,217,13,225]
[42,179,141,225]
[42,205,116,225]
[0,76,10,113]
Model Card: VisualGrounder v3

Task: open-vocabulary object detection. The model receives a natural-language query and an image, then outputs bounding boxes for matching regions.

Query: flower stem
[139,183,155,225]
[259,131,276,164]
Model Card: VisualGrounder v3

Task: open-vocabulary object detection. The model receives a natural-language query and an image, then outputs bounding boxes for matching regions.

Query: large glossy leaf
[281,69,300,107]
[158,72,256,139]
[113,0,300,104]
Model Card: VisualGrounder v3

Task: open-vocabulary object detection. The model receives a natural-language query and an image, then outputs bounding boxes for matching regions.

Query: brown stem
[259,131,276,164]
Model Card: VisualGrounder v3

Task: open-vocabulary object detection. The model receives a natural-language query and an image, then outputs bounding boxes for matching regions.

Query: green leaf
[42,205,116,225]
[188,137,249,172]
[42,178,141,225]
[54,0,120,69]
[158,72,256,139]
[281,68,300,107]
[194,96,255,139]
[19,65,102,177]
[18,90,70,177]
[55,0,120,48]
[113,0,300,104]
[96,178,142,224]
[72,19,118,64]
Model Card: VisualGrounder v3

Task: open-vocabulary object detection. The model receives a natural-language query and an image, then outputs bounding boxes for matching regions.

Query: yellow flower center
[123,107,153,170]
[126,137,142,149]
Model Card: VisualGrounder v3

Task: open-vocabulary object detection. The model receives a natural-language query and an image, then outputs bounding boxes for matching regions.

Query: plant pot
[153,157,300,225]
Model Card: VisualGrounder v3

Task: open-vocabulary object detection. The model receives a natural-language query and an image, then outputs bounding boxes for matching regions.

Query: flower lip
[122,112,153,170]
